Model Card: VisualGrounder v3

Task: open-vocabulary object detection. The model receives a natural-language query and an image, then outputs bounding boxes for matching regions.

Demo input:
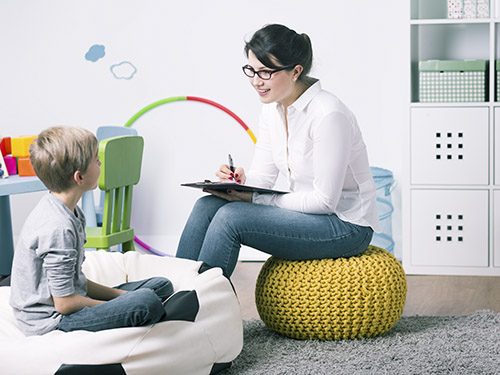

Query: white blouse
[246,80,381,232]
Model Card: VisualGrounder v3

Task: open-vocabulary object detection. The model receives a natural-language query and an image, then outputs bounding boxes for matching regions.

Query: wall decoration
[85,44,106,62]
[123,95,256,255]
[110,61,137,80]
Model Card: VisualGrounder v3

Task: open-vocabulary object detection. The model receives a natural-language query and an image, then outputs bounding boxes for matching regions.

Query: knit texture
[255,246,407,340]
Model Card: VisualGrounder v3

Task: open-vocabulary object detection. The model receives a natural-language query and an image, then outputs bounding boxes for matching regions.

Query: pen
[228,154,235,174]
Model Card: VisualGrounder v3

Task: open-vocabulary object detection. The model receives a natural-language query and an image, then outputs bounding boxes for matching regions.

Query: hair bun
[244,24,314,81]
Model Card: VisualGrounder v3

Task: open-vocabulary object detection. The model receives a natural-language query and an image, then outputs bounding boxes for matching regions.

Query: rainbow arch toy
[123,96,257,256]
[124,96,256,143]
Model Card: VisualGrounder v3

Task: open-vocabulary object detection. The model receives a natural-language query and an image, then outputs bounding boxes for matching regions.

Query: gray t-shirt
[9,193,88,336]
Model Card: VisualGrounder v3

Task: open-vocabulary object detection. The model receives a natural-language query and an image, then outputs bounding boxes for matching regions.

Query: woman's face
[246,50,299,108]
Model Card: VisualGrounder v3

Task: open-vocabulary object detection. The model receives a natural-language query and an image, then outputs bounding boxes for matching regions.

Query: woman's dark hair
[244,24,313,81]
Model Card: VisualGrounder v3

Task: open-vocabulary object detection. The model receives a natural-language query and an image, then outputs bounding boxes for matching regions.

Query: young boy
[9,126,173,336]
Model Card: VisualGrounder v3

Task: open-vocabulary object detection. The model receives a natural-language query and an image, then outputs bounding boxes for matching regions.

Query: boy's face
[83,151,101,190]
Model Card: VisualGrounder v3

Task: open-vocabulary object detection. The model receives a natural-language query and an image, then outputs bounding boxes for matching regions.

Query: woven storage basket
[255,246,407,340]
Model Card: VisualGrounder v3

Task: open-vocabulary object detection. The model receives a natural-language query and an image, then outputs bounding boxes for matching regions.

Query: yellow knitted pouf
[255,246,407,340]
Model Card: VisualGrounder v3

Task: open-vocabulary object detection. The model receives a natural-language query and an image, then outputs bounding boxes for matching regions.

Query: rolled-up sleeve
[43,249,78,297]
[36,228,78,298]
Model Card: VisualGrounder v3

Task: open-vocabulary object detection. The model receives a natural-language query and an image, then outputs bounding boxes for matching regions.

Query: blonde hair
[30,126,98,193]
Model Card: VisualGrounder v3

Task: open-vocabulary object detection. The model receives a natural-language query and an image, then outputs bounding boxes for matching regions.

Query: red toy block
[0,137,11,156]
[4,155,17,175]
[18,157,36,177]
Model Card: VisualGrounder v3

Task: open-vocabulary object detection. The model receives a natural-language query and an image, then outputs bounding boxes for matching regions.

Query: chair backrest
[97,126,139,217]
[99,135,144,236]
[81,126,140,228]
[97,126,138,142]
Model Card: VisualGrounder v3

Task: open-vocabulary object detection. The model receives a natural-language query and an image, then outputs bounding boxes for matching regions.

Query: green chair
[85,135,144,251]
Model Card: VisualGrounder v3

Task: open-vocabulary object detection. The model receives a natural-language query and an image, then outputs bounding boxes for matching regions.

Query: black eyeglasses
[242,64,295,80]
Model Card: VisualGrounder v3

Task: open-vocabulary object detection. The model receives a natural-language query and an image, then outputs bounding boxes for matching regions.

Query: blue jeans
[176,195,373,277]
[57,277,173,332]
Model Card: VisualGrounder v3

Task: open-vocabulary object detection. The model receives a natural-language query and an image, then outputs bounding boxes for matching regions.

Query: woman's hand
[216,164,246,184]
[203,188,253,203]
[209,164,251,201]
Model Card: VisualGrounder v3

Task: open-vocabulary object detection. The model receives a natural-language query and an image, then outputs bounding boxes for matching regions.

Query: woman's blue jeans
[57,277,173,332]
[176,195,373,277]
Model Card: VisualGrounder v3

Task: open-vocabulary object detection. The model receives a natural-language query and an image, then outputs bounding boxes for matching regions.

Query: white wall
[0,0,409,259]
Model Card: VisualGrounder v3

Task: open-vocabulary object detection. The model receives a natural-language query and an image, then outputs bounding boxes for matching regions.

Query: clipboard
[181,181,288,194]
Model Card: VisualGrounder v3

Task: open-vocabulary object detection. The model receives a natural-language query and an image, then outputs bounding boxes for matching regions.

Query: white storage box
[496,60,500,101]
[448,0,464,19]
[477,0,490,18]
[419,60,487,103]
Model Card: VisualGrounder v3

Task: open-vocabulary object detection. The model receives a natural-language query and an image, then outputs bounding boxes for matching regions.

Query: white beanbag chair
[0,251,243,375]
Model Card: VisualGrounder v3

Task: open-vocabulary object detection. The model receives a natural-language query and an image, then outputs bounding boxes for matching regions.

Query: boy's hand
[53,293,104,315]
[87,279,126,300]
[53,281,127,315]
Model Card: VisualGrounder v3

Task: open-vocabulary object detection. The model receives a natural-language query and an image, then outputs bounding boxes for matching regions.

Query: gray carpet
[223,311,500,375]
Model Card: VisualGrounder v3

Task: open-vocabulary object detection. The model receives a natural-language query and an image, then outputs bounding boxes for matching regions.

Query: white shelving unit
[405,0,500,275]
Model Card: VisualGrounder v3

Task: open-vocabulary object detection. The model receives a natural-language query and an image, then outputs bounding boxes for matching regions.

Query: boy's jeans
[57,277,173,332]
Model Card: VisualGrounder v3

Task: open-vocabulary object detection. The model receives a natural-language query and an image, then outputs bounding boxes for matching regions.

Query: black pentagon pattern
[198,262,231,279]
[0,276,11,287]
[210,362,232,374]
[163,290,200,322]
[198,262,236,294]
[55,363,126,375]
[198,262,215,274]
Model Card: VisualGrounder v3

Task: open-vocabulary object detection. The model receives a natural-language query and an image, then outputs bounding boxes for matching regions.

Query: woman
[176,24,380,277]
